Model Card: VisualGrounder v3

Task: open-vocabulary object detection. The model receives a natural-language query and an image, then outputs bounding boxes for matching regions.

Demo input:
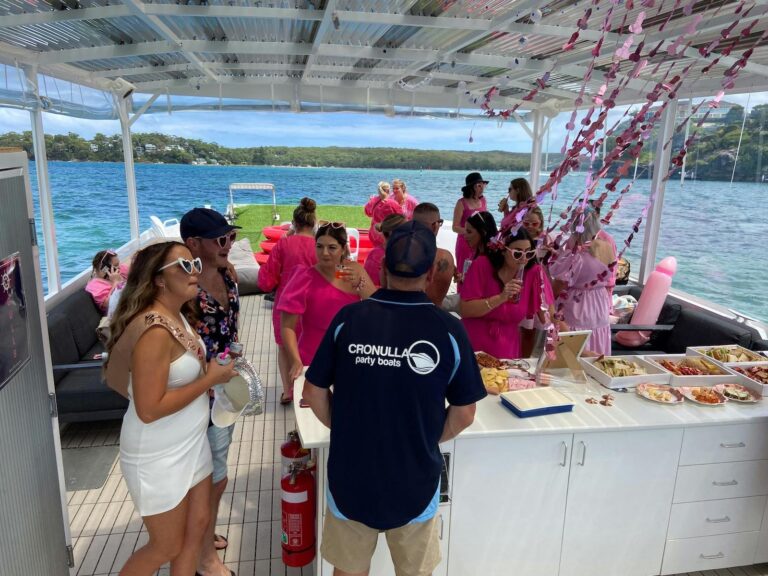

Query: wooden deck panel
[62,294,768,576]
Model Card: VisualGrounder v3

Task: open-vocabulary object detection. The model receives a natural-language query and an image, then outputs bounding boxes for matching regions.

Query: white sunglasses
[158,257,203,274]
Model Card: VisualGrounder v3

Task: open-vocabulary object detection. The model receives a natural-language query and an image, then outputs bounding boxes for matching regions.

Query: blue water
[29,161,767,323]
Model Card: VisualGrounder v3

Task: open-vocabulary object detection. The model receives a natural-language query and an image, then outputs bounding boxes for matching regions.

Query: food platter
[688,345,766,364]
[678,387,728,406]
[645,354,734,386]
[636,383,684,405]
[714,383,761,403]
[580,356,670,389]
[729,364,768,386]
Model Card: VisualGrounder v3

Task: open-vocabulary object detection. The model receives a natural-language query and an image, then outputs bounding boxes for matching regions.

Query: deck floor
[63,294,768,576]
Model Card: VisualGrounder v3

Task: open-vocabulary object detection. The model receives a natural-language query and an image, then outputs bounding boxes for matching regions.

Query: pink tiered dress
[549,249,612,355]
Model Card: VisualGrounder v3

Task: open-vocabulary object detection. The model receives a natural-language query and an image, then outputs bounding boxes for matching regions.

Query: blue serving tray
[500,388,575,418]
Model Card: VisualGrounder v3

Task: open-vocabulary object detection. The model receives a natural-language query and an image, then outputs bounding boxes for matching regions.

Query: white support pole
[24,65,61,293]
[639,99,678,284]
[529,110,544,192]
[117,97,140,241]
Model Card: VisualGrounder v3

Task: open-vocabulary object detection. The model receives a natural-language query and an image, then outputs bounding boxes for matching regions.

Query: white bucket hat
[211,374,251,428]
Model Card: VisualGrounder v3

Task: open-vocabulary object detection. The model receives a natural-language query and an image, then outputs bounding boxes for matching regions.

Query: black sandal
[280,392,293,405]
[214,533,228,550]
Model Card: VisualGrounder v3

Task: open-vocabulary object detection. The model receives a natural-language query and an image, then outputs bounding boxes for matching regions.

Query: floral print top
[193,270,240,361]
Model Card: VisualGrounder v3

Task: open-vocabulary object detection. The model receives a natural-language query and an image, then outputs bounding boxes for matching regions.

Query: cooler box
[500,387,575,418]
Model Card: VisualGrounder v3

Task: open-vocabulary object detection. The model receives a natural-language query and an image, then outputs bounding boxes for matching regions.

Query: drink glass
[229,342,244,358]
[335,264,349,279]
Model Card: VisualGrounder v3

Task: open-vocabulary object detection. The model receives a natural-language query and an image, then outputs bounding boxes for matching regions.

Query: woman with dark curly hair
[460,227,551,359]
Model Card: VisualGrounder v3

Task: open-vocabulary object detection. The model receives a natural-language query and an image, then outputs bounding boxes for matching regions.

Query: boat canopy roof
[2,1,768,119]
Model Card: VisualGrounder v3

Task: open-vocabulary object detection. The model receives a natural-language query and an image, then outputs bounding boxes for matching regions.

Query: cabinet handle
[705,516,731,524]
[720,442,746,448]
[560,441,568,467]
[438,513,444,540]
[699,552,725,560]
[577,441,587,466]
[712,480,738,487]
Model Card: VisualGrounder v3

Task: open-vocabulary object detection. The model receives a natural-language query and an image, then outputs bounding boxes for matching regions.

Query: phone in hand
[299,398,310,408]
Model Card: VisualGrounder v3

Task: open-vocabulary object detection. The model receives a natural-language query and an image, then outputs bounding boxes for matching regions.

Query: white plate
[678,386,728,406]
[636,383,684,405]
[714,383,761,403]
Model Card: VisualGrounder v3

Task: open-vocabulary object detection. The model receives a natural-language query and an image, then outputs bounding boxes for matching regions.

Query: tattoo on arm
[437,258,449,273]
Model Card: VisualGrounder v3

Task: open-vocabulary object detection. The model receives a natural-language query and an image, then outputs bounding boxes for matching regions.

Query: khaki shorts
[320,508,440,576]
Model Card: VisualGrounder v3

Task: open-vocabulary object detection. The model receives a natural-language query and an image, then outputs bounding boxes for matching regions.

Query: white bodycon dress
[119,326,212,516]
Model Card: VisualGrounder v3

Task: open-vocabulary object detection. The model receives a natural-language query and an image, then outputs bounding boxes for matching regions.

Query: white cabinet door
[559,428,683,576]
[448,434,572,576]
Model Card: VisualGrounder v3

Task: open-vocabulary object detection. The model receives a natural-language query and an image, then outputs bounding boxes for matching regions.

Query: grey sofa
[47,289,128,423]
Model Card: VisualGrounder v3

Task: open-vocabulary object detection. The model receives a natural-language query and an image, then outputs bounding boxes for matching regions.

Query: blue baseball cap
[385,221,437,278]
[180,207,240,240]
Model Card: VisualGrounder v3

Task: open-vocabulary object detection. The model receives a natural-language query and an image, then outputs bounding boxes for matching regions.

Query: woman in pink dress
[456,210,497,296]
[258,197,318,404]
[391,178,419,218]
[453,172,488,279]
[460,228,546,359]
[549,208,614,355]
[363,213,406,288]
[278,223,375,401]
[364,181,404,247]
[498,177,533,218]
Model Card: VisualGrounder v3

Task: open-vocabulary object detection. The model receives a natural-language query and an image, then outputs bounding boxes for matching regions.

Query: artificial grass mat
[234,204,368,246]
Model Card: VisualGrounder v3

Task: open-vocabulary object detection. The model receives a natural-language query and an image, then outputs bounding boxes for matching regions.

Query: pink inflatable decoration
[615,257,677,347]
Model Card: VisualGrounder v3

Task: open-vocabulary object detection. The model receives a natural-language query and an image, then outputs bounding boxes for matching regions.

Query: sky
[1,92,766,152]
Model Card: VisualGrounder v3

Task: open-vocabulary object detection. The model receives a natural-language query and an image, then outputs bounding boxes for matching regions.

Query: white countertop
[294,370,768,448]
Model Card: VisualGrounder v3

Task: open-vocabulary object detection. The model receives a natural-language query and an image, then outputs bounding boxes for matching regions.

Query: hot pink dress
[364,197,404,248]
[363,245,385,288]
[258,234,317,345]
[549,249,612,355]
[276,266,359,365]
[455,196,487,284]
[460,255,538,359]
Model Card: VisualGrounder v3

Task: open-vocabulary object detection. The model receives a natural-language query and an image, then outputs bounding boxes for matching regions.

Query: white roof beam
[390,1,541,87]
[38,41,178,65]
[122,0,217,83]
[0,5,131,28]
[335,10,616,43]
[302,0,338,82]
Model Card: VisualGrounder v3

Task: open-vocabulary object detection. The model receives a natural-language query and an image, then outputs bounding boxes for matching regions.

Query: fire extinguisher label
[281,489,308,504]
[284,512,303,547]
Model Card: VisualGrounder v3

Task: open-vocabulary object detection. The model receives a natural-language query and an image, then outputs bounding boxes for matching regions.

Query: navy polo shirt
[306,289,486,530]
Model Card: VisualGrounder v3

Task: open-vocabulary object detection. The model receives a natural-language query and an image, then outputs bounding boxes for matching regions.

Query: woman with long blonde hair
[106,241,236,576]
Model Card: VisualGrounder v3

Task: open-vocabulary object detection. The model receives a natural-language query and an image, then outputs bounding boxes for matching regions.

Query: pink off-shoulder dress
[276,266,359,365]
[364,197,404,248]
[460,255,539,359]
[258,234,317,345]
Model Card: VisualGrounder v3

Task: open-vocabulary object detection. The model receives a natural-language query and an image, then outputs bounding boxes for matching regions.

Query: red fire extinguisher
[281,464,316,567]
[281,430,310,476]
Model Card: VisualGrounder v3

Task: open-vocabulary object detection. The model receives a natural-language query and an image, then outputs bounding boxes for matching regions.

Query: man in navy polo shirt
[304,220,486,576]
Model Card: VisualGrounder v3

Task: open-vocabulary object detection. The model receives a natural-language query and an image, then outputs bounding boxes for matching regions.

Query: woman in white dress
[106,241,237,575]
